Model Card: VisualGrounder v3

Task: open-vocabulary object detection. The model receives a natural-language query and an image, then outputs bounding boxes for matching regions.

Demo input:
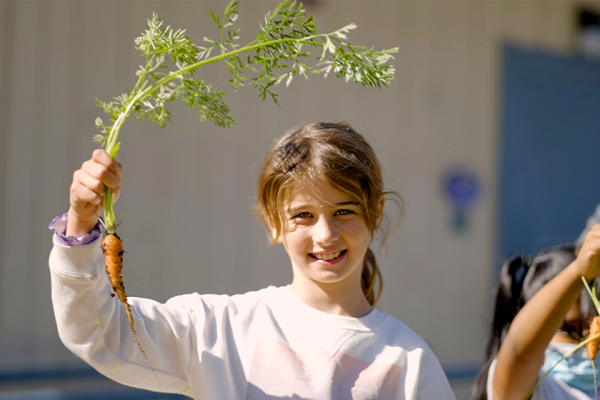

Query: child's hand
[574,224,600,281]
[67,149,123,238]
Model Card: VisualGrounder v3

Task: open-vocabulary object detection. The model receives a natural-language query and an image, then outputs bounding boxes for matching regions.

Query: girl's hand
[573,224,600,281]
[66,149,123,238]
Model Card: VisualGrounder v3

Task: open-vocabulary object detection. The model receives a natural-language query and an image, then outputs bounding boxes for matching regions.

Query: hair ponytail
[362,247,382,306]
[487,255,530,359]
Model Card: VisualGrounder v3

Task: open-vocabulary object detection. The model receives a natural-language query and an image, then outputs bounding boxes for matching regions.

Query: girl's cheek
[342,220,369,235]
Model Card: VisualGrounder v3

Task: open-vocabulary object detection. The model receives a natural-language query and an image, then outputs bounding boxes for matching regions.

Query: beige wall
[0,0,590,375]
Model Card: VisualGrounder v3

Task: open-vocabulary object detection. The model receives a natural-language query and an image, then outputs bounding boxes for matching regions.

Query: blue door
[499,44,600,265]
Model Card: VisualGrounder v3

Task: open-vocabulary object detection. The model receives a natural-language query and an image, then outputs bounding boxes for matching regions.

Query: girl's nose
[313,216,339,245]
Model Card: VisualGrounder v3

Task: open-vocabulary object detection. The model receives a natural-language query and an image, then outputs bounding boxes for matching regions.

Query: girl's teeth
[314,251,341,261]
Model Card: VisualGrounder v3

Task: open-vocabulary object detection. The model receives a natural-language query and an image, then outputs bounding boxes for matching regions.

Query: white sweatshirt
[50,236,455,400]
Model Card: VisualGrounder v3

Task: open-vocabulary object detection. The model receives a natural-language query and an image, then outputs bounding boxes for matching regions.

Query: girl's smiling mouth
[309,250,347,262]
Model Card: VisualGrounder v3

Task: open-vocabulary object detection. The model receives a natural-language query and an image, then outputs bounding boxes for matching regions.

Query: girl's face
[278,178,375,289]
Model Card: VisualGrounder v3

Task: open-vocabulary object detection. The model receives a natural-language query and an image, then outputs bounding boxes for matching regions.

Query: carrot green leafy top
[93,0,397,230]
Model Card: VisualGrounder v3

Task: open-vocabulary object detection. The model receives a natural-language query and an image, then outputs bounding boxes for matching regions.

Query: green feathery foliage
[93,0,397,230]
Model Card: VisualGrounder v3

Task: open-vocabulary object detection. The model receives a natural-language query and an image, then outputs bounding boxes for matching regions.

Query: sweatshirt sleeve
[413,348,456,400]
[48,213,102,246]
[49,235,194,396]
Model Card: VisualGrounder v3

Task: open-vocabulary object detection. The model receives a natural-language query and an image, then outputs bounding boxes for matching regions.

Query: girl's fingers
[575,225,600,279]
[81,156,121,190]
[91,149,123,184]
[73,168,105,197]
[89,150,123,203]
[71,183,103,208]
[68,149,123,221]
[71,171,103,209]
[69,182,103,231]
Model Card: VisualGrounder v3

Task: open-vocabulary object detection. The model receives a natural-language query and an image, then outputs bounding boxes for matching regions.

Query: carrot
[102,232,158,382]
[588,316,600,400]
[588,316,600,361]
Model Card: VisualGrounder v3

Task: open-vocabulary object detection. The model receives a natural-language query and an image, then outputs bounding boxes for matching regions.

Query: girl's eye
[293,212,312,219]
[336,209,355,216]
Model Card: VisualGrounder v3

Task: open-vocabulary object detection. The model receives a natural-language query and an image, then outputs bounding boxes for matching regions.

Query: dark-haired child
[471,228,600,400]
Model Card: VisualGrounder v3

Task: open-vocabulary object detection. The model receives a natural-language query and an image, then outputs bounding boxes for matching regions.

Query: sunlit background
[3,1,600,399]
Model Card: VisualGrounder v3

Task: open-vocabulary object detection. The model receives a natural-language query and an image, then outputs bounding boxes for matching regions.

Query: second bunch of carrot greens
[526,277,600,399]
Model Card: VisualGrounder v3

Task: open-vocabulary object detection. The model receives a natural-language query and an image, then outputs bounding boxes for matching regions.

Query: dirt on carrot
[102,232,159,382]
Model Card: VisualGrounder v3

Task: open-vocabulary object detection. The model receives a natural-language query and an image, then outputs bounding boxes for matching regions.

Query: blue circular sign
[441,167,481,210]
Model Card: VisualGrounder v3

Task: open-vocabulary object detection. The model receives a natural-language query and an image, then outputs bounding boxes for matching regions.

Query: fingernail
[94,197,102,205]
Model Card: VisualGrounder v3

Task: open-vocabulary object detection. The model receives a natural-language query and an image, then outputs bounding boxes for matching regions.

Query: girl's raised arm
[67,149,122,238]
[493,225,600,400]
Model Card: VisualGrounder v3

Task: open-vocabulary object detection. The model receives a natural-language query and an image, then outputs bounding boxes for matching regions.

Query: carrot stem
[583,277,600,315]
[526,276,600,399]
[525,332,600,399]
[103,188,116,234]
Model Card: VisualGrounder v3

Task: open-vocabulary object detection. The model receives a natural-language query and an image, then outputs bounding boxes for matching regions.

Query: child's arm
[52,150,192,392]
[50,241,193,392]
[492,225,600,400]
[67,149,122,238]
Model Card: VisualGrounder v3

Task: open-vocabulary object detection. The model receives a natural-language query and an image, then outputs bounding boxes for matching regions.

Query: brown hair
[255,122,403,306]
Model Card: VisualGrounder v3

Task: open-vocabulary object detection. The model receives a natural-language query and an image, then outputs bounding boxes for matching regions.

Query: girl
[49,122,455,399]
[470,235,600,400]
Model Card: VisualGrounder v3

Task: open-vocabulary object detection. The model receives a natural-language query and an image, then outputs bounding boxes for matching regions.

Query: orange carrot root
[588,317,600,361]
[589,316,600,400]
[102,233,159,382]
